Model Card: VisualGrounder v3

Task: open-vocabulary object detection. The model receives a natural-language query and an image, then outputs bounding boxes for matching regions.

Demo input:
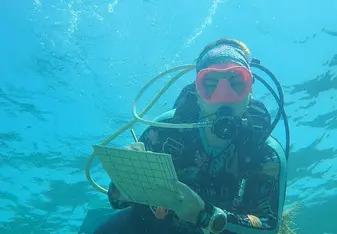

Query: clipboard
[93,145,181,209]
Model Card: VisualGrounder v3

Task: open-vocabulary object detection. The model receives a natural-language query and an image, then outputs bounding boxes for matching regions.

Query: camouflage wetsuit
[95,84,287,234]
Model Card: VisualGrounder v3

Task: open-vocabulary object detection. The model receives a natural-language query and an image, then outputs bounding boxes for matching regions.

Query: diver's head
[195,39,253,118]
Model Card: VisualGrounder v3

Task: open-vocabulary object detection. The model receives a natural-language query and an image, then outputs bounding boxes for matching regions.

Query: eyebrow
[204,74,241,83]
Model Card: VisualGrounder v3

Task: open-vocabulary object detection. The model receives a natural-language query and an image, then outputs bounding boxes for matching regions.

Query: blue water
[1,0,337,233]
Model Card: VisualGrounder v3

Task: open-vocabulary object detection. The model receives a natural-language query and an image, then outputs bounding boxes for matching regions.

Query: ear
[244,91,253,108]
[248,88,253,100]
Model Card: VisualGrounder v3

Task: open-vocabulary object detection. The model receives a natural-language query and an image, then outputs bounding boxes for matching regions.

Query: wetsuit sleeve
[220,145,285,234]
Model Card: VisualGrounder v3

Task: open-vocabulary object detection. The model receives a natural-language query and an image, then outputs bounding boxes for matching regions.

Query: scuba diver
[80,38,289,234]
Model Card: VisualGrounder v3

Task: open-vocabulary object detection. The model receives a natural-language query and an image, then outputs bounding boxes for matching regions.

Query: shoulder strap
[266,136,287,225]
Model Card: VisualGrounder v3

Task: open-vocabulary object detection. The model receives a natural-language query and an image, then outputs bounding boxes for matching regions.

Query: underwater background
[1,0,337,233]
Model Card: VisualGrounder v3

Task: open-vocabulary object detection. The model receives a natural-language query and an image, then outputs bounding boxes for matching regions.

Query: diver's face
[196,71,252,117]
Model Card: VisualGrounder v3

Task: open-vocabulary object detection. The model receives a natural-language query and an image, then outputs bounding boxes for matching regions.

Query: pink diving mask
[196,63,253,104]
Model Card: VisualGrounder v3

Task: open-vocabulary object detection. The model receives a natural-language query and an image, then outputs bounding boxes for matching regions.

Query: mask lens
[202,71,246,98]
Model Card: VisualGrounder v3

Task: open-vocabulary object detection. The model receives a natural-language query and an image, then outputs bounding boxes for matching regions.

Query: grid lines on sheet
[95,145,179,207]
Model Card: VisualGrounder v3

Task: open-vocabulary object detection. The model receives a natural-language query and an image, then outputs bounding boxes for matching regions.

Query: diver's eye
[229,79,242,87]
[203,79,218,98]
[229,79,244,94]
[204,79,218,87]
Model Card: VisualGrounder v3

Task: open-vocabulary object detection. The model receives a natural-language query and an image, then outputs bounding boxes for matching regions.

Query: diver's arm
[222,148,284,234]
[201,145,285,234]
[221,173,281,234]
[200,173,282,234]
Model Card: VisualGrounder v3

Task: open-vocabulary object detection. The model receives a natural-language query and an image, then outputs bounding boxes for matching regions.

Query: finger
[130,142,145,151]
[124,145,132,150]
[175,181,195,196]
[124,142,145,151]
[174,181,203,204]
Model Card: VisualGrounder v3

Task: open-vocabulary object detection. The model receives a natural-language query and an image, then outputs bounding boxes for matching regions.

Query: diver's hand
[173,181,205,224]
[124,142,146,151]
